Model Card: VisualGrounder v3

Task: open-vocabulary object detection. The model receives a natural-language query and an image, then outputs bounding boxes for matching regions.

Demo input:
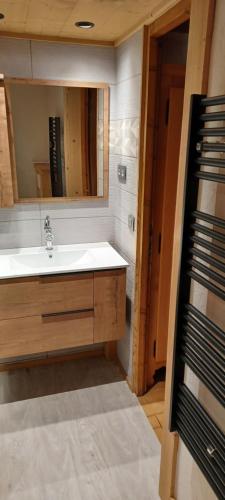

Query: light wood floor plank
[142,400,165,417]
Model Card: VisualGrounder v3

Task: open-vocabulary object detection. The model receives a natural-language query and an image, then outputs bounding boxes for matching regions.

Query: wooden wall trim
[0,31,114,47]
[149,0,190,37]
[5,77,108,89]
[0,76,14,208]
[132,27,158,396]
[132,0,191,397]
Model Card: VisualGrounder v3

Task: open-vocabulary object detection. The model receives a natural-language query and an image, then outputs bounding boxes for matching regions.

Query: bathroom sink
[0,242,129,279]
[11,249,91,269]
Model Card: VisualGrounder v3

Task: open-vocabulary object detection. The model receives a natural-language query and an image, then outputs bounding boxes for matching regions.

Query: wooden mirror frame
[4,77,109,204]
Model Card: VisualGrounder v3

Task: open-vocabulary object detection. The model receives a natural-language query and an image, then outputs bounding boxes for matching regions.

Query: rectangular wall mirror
[6,79,109,202]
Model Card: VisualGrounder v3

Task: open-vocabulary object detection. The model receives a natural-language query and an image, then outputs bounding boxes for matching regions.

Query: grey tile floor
[0,357,160,500]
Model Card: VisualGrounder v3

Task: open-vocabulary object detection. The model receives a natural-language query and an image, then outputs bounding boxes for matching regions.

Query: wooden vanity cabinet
[0,268,126,359]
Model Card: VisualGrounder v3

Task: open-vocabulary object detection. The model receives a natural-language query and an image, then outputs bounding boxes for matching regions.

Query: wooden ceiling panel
[0,0,186,45]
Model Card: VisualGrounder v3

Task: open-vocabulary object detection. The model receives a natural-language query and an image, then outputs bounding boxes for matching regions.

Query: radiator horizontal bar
[189,258,225,287]
[190,235,225,259]
[181,355,225,409]
[182,336,225,384]
[177,423,225,500]
[189,247,225,273]
[177,406,225,478]
[192,210,225,229]
[185,307,225,349]
[199,142,225,153]
[179,384,225,448]
[182,328,225,376]
[187,269,225,301]
[183,320,225,359]
[201,95,225,106]
[181,347,225,407]
[198,127,225,137]
[195,171,225,183]
[185,303,225,341]
[196,157,225,168]
[200,111,225,121]
[191,222,225,244]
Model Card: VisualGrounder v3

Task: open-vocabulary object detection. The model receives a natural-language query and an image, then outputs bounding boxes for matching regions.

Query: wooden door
[146,65,185,384]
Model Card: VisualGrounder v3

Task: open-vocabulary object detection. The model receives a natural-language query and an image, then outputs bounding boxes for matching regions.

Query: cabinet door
[94,269,126,342]
[0,77,14,207]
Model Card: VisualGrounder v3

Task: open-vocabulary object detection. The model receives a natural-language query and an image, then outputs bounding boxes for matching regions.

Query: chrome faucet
[44,215,54,252]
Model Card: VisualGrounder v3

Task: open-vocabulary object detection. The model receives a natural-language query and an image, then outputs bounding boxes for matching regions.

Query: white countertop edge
[0,242,129,280]
[0,241,115,256]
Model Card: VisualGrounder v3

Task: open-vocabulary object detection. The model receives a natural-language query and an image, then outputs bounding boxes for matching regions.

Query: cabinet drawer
[39,273,93,315]
[0,310,94,358]
[0,272,93,320]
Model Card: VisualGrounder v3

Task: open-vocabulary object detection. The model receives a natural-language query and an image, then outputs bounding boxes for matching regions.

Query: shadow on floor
[0,356,124,404]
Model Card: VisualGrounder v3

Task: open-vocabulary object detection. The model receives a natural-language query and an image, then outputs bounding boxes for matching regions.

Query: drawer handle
[207,445,216,457]
[42,309,94,323]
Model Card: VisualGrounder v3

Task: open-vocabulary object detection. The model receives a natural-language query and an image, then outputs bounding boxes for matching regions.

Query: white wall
[112,31,143,377]
[175,1,225,498]
[0,39,116,249]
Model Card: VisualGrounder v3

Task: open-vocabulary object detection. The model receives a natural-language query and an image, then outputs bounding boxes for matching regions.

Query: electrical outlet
[128,214,135,232]
[117,164,127,183]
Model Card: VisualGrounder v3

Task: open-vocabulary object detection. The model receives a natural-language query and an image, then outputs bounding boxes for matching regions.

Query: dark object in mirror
[49,117,63,197]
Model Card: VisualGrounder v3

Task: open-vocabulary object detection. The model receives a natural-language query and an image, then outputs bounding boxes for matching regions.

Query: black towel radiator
[170,94,225,500]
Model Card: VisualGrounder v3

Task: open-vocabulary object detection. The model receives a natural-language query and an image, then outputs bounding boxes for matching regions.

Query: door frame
[145,64,185,387]
[131,0,215,498]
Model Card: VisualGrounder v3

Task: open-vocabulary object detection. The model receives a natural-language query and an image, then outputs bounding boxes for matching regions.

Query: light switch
[117,164,127,183]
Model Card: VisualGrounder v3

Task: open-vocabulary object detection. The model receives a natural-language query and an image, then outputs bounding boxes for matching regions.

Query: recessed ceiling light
[75,21,95,29]
[0,13,5,20]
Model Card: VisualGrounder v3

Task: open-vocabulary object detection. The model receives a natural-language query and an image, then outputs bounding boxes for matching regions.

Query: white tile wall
[31,41,116,84]
[110,155,138,195]
[110,118,140,157]
[0,204,40,221]
[114,76,142,120]
[116,31,143,83]
[0,219,42,249]
[0,39,32,77]
[0,37,116,249]
[112,30,143,377]
[41,216,114,246]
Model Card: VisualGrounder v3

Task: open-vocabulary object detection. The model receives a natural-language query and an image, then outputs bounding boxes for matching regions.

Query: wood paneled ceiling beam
[0,31,114,47]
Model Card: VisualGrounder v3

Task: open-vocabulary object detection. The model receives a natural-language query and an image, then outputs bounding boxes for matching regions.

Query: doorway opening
[137,20,189,443]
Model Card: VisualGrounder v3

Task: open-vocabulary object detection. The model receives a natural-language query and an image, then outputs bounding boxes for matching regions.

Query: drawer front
[39,273,94,315]
[0,310,94,358]
[0,273,93,320]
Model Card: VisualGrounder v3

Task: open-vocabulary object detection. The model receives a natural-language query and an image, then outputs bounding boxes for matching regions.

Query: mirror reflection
[9,83,106,199]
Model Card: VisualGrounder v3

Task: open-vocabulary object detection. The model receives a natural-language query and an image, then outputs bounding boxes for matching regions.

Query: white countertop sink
[0,242,128,279]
